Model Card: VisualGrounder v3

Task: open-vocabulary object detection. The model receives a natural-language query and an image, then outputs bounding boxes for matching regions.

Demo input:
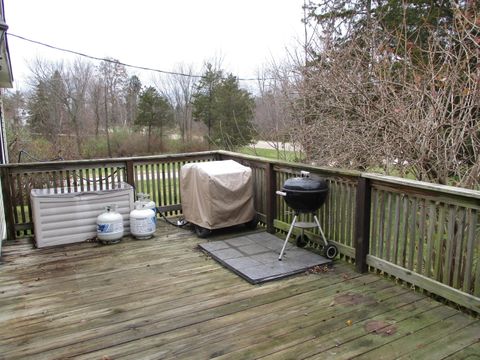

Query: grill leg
[278,215,297,260]
[313,215,329,247]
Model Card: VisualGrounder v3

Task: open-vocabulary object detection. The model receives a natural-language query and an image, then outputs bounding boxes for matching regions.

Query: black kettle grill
[276,171,338,260]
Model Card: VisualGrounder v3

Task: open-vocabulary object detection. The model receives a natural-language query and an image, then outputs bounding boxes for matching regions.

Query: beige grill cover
[180,160,255,230]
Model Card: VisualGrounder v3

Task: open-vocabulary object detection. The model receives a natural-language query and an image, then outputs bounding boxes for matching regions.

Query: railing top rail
[217,150,362,178]
[0,151,219,171]
[363,173,480,201]
[2,149,479,199]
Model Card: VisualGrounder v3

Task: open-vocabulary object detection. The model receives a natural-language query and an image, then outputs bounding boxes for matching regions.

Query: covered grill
[180,160,257,237]
[281,175,328,214]
[277,171,337,260]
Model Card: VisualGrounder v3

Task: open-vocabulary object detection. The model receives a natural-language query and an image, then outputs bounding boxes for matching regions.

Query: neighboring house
[0,0,13,163]
[0,0,14,254]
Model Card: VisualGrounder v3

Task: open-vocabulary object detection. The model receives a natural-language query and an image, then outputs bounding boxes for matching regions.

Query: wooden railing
[363,174,480,313]
[1,150,479,314]
[218,152,360,260]
[0,151,219,240]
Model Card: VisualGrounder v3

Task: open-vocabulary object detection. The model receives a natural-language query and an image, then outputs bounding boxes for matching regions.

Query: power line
[8,33,274,82]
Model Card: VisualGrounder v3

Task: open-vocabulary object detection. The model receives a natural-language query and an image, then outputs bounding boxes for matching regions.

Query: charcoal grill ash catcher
[276,171,338,261]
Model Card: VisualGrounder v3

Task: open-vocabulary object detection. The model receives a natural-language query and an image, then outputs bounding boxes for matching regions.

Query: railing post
[265,162,276,234]
[214,151,223,161]
[355,176,371,273]
[125,160,135,188]
[1,167,16,240]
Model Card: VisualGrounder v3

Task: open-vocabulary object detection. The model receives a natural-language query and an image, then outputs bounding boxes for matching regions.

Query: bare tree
[125,75,142,127]
[27,59,68,151]
[3,90,27,159]
[28,58,94,157]
[60,59,93,156]
[253,64,300,159]
[279,3,480,188]
[89,77,104,137]
[97,59,128,157]
[154,63,197,144]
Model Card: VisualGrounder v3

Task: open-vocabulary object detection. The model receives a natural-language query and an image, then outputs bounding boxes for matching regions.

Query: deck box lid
[30,182,133,198]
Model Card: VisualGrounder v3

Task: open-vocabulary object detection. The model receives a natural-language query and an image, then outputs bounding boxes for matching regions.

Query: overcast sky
[5,0,306,89]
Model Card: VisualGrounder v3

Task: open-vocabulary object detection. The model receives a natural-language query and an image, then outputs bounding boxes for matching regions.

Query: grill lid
[283,176,327,192]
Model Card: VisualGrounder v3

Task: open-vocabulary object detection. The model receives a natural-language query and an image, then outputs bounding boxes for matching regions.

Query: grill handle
[276,191,287,197]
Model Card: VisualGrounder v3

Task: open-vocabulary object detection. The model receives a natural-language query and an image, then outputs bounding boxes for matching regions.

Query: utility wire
[8,33,276,82]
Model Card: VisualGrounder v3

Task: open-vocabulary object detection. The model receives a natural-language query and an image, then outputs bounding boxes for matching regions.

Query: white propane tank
[96,205,124,244]
[130,203,156,239]
[142,194,156,213]
[135,193,156,213]
[134,192,146,208]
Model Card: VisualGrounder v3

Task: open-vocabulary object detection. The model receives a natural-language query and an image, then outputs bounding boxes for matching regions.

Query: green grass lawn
[239,146,304,162]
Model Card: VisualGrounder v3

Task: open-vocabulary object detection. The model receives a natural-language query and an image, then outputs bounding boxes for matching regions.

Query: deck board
[0,221,479,359]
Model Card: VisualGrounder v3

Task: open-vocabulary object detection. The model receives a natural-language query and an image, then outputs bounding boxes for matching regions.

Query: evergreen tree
[192,64,255,149]
[307,0,455,62]
[28,81,50,135]
[27,71,67,145]
[191,63,223,143]
[135,86,173,152]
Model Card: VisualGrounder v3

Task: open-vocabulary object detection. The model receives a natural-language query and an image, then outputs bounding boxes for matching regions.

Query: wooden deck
[0,221,479,360]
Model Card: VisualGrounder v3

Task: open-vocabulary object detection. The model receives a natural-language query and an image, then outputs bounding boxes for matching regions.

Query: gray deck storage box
[30,183,134,248]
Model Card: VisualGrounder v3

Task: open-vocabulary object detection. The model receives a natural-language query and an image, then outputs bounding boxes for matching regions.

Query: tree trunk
[104,86,112,157]
[147,124,152,153]
[160,121,163,150]
[72,119,82,157]
[67,105,83,157]
[94,101,100,137]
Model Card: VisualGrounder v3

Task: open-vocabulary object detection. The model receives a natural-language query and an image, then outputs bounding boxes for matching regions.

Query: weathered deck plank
[355,312,478,359]
[0,221,478,360]
[82,273,385,359]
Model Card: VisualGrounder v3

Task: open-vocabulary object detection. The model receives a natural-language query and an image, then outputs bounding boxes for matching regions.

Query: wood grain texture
[0,221,478,359]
